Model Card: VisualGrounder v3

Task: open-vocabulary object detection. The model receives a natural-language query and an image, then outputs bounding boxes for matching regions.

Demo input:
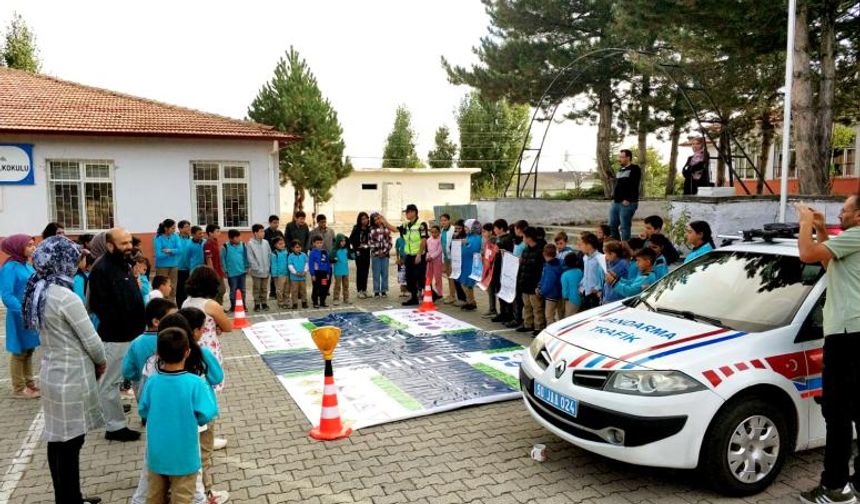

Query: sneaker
[442,297,455,304]
[253,304,261,312]
[320,303,328,308]
[516,326,534,333]
[82,497,102,504]
[491,314,511,323]
[105,427,141,442]
[505,320,523,329]
[302,302,309,309]
[333,300,340,306]
[481,311,498,319]
[461,303,477,311]
[313,304,319,309]
[799,485,856,504]
[381,292,387,298]
[292,304,299,310]
[262,304,270,311]
[213,437,228,450]
[207,490,230,504]
[12,387,40,399]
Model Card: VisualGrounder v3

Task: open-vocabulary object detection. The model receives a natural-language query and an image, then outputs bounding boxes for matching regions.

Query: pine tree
[427,126,458,168]
[1,13,41,72]
[248,47,351,213]
[456,92,530,196]
[382,106,423,168]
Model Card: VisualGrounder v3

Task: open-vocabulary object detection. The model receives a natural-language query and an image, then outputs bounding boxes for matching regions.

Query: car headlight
[604,370,705,396]
[528,331,549,360]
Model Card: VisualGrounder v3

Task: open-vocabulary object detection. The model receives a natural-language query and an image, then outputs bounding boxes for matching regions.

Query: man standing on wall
[797,194,860,504]
[88,227,145,442]
[608,149,641,241]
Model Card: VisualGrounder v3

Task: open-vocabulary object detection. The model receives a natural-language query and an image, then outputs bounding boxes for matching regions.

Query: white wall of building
[279,168,478,224]
[0,134,279,236]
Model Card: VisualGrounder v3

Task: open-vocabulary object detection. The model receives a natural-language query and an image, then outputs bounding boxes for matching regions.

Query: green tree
[444,0,628,197]
[382,106,423,168]
[456,91,530,196]
[427,126,458,168]
[1,13,40,72]
[248,47,351,214]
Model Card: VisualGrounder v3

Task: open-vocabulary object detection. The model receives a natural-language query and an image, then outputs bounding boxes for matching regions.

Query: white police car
[520,235,828,495]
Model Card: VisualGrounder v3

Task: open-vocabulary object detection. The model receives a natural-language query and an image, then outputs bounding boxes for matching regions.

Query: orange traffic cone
[309,359,352,440]
[232,289,250,329]
[417,278,437,312]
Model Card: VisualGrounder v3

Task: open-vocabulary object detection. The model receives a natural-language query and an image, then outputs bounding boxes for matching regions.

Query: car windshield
[636,250,824,333]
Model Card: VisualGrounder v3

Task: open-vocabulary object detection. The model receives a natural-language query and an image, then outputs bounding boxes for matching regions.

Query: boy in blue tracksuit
[308,236,331,308]
[122,298,177,399]
[560,252,584,317]
[647,234,671,280]
[606,248,658,298]
[287,240,309,309]
[138,329,218,502]
[602,241,631,304]
[538,244,564,325]
[185,226,206,273]
[270,237,290,309]
[221,229,249,312]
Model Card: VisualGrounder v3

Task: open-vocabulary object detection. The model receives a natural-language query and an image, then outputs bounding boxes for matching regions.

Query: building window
[191,161,250,228]
[438,183,455,190]
[48,160,115,231]
[362,183,378,190]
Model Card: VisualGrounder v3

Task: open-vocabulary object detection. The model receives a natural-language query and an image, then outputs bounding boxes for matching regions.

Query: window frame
[46,159,116,233]
[438,182,456,190]
[190,160,252,229]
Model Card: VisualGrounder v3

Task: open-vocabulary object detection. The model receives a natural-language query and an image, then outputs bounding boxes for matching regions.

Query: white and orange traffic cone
[309,326,351,441]
[232,289,250,329]
[418,278,437,313]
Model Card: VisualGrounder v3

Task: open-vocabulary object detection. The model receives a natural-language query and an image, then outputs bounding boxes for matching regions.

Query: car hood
[543,302,750,371]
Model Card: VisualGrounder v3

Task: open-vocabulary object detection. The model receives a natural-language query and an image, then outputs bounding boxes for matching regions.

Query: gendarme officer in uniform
[401,204,428,306]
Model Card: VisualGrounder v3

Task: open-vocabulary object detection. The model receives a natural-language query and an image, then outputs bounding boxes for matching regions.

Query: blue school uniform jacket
[538,258,563,301]
[684,243,714,264]
[139,370,218,476]
[0,261,39,353]
[613,271,658,298]
[287,252,308,282]
[221,242,248,278]
[603,258,630,304]
[271,249,289,277]
[177,235,191,271]
[560,268,583,307]
[185,239,206,272]
[333,248,350,277]
[653,255,669,280]
[154,233,181,269]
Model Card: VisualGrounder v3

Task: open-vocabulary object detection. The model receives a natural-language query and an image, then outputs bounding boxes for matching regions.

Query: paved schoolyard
[0,264,824,503]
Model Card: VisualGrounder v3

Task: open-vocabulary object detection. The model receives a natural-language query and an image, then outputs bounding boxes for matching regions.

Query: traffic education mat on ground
[243,310,524,429]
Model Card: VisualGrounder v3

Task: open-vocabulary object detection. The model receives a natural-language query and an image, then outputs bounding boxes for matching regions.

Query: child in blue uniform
[308,236,331,308]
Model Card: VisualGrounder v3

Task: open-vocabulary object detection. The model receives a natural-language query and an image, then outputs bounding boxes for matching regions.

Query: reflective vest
[404,219,425,255]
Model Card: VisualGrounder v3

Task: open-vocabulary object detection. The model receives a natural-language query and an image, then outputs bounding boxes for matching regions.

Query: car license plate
[534,382,578,417]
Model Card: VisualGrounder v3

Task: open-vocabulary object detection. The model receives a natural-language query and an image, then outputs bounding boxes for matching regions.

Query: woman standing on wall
[153,218,180,301]
[350,212,372,299]
[682,137,711,195]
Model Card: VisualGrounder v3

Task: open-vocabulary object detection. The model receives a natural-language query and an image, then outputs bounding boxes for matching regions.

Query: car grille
[572,370,612,390]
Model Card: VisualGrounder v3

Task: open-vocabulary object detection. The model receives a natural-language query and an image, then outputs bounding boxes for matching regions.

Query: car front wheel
[699,398,789,496]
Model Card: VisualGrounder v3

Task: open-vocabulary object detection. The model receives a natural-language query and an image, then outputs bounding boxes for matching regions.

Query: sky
[1,1,671,173]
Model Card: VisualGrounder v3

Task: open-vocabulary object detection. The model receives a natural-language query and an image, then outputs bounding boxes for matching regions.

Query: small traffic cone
[309,359,352,440]
[417,278,437,312]
[232,289,250,329]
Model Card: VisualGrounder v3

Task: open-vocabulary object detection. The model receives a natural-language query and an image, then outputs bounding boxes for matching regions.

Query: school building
[0,67,296,259]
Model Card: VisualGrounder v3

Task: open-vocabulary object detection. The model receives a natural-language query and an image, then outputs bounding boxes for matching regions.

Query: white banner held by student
[497,251,519,303]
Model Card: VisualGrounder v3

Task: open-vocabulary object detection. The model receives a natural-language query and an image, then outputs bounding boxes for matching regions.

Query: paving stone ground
[0,259,824,504]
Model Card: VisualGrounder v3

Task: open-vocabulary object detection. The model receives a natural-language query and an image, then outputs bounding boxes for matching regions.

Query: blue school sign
[0,144,34,185]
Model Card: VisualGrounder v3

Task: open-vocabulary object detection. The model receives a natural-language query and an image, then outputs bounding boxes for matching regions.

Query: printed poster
[477,243,497,292]
[469,253,483,282]
[243,311,523,430]
[497,251,519,303]
[449,239,462,279]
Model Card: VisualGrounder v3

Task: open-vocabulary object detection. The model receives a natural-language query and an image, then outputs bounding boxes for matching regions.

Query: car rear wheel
[699,398,789,496]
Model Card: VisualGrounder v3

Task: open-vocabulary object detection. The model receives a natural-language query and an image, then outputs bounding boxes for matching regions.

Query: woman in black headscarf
[682,137,711,195]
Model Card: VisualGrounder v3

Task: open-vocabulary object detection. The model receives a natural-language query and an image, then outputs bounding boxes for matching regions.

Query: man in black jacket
[609,149,641,241]
[88,227,145,442]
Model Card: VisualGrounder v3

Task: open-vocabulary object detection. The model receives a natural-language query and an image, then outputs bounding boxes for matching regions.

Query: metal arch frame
[506,47,775,198]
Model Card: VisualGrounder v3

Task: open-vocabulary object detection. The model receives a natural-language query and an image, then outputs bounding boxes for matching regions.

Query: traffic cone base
[232,289,250,329]
[417,280,436,312]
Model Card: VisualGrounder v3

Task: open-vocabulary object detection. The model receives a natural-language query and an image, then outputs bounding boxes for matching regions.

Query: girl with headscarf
[22,236,106,504]
[350,211,372,298]
[1,234,39,398]
[458,219,483,311]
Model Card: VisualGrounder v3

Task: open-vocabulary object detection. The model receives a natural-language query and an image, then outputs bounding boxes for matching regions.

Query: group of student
[437,214,716,336]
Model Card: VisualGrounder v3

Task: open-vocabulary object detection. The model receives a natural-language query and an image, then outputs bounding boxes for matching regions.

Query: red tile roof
[0,67,298,142]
